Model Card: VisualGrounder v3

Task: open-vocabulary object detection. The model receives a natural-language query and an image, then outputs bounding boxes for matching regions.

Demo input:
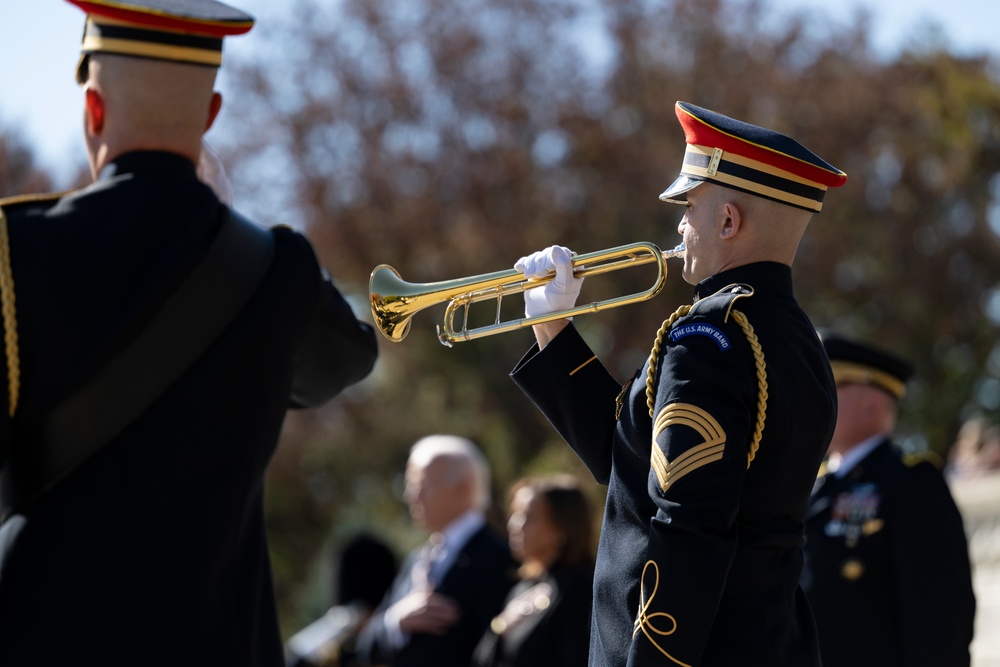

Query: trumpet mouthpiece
[664,243,686,259]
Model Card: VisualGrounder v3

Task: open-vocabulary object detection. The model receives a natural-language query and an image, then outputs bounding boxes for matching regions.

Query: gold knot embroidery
[632,560,692,667]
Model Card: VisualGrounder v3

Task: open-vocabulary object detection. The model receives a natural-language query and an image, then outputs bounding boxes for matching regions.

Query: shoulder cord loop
[0,208,19,416]
[646,304,690,418]
[646,307,767,468]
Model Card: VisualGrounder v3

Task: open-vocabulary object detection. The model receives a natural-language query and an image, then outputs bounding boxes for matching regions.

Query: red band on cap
[68,0,253,36]
[677,105,847,188]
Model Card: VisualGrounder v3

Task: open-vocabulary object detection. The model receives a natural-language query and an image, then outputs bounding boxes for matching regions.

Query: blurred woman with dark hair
[472,474,595,667]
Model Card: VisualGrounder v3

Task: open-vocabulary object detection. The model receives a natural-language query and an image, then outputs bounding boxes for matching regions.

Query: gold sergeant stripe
[81,36,223,66]
[650,403,726,493]
[651,442,725,493]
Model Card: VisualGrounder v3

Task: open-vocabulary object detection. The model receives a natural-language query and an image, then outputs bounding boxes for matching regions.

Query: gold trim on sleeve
[569,355,597,376]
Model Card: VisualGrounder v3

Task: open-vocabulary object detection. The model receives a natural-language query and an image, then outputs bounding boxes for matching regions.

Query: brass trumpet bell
[369,241,684,347]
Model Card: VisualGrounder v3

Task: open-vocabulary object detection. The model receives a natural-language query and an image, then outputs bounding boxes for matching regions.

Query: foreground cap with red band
[67,0,254,84]
[659,101,847,213]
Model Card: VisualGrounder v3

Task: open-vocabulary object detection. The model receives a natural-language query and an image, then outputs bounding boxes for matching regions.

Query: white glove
[197,139,234,206]
[514,245,584,318]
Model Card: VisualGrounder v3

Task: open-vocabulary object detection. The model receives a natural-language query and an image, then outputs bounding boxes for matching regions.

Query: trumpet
[369,242,686,347]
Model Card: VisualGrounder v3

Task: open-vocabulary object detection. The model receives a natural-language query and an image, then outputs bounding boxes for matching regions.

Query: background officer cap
[820,330,914,399]
[68,0,255,84]
[660,101,848,213]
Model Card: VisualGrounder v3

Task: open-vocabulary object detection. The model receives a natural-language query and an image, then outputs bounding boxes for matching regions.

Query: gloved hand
[197,139,234,206]
[514,245,584,318]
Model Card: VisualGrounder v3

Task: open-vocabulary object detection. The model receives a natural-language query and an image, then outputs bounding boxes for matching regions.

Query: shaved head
[83,54,221,178]
[726,188,813,262]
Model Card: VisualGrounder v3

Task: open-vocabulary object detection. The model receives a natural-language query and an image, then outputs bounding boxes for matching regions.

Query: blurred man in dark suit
[355,435,515,667]
[802,332,976,666]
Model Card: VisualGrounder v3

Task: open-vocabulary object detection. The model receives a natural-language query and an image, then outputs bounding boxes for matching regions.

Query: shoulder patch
[669,322,732,350]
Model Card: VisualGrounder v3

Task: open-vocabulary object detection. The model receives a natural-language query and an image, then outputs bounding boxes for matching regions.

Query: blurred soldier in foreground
[510,101,847,665]
[802,332,976,666]
[0,1,378,665]
[355,435,515,667]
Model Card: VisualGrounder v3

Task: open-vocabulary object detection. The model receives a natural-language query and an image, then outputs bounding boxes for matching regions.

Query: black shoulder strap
[689,283,755,323]
[0,208,274,522]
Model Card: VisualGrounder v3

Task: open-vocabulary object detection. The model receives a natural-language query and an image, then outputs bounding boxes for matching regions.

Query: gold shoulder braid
[646,305,768,468]
[0,192,68,419]
[0,206,19,416]
[645,304,691,418]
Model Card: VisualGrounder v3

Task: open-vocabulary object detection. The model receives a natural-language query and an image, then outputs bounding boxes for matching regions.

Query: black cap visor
[658,174,704,204]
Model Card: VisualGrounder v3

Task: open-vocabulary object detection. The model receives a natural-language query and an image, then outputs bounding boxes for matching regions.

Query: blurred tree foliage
[0,129,54,198]
[218,0,1000,634]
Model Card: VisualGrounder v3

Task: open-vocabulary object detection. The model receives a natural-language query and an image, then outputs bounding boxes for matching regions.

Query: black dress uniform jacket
[355,523,515,667]
[471,562,594,667]
[802,438,976,667]
[512,262,836,667]
[0,151,378,666]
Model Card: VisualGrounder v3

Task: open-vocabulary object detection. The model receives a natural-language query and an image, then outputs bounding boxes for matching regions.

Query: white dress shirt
[827,434,884,479]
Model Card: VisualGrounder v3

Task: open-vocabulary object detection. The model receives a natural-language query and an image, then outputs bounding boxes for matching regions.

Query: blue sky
[1,0,998,188]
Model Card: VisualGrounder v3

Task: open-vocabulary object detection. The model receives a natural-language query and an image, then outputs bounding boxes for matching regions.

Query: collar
[693,262,793,301]
[829,434,885,478]
[425,510,485,583]
[436,509,485,554]
[98,150,198,182]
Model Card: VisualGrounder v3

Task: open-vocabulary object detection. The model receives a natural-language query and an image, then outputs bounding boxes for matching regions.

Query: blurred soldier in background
[355,435,515,667]
[802,332,976,667]
[0,1,377,665]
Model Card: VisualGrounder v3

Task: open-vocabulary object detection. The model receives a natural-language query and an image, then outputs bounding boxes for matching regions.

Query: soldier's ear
[84,86,105,135]
[720,201,742,239]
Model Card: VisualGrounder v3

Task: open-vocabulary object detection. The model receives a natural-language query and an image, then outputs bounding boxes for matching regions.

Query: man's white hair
[408,435,491,511]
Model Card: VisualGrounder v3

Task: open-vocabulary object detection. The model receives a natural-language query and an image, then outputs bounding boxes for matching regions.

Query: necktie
[411,536,444,591]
